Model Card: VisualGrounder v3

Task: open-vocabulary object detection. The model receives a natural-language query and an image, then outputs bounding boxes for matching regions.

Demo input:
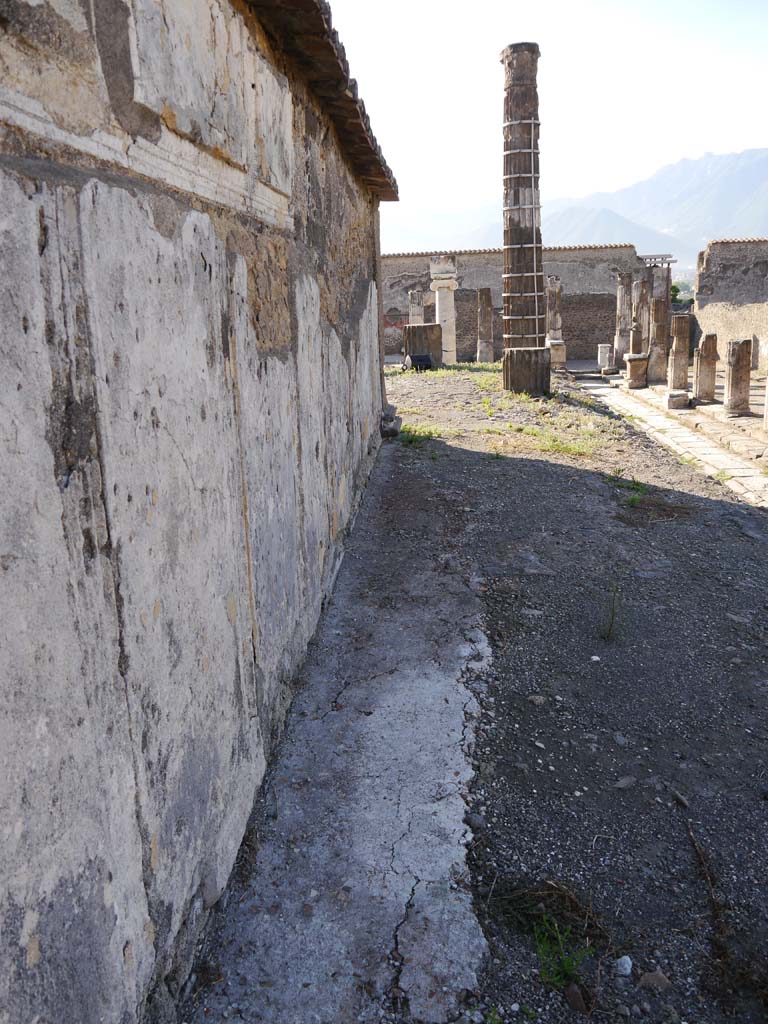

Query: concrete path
[184,445,488,1024]
[581,378,768,507]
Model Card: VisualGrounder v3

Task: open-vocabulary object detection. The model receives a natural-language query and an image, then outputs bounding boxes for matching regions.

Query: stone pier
[408,289,425,326]
[632,272,652,353]
[544,275,566,368]
[430,256,459,365]
[647,297,669,384]
[477,288,495,363]
[724,339,752,417]
[693,333,718,402]
[668,316,690,389]
[502,347,551,396]
[624,332,648,389]
[612,271,633,370]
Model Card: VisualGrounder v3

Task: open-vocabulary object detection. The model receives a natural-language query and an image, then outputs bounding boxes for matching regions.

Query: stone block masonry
[0,3,395,1023]
[694,239,768,370]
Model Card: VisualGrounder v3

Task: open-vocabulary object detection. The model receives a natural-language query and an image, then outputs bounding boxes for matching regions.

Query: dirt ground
[384,364,768,1024]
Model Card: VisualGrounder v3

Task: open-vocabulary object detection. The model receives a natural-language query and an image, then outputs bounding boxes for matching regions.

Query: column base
[666,389,689,409]
[502,347,551,396]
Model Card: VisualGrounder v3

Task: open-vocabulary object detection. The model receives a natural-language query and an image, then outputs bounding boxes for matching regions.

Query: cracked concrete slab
[185,445,488,1024]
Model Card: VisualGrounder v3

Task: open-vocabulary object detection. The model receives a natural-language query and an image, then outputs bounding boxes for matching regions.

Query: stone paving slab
[581,379,768,507]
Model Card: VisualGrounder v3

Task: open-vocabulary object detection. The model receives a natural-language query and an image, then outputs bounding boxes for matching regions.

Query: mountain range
[541,149,768,271]
[381,149,768,274]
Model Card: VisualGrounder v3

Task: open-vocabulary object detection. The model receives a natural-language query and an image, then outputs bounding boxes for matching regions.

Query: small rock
[638,969,672,993]
[564,982,587,1013]
[591,655,601,662]
[465,813,486,832]
[631,1006,642,1018]
[614,732,629,747]
[534,740,545,750]
[510,1006,520,1015]
[528,694,546,706]
[615,955,633,977]
[616,1007,631,1019]
[614,776,637,790]
[641,1002,652,1015]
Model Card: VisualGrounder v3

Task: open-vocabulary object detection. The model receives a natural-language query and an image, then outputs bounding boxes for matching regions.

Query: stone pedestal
[477,288,495,363]
[666,390,689,409]
[546,338,566,369]
[613,271,632,367]
[408,289,425,326]
[403,324,443,369]
[624,353,648,390]
[667,315,690,391]
[724,338,752,417]
[429,256,458,365]
[597,344,612,370]
[647,297,669,384]
[502,347,550,395]
[693,334,718,401]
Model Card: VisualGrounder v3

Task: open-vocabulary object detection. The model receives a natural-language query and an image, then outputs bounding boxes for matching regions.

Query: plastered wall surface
[694,240,768,369]
[0,2,384,1021]
[382,246,646,360]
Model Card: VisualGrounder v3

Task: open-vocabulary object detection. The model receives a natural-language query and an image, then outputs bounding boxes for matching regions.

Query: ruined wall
[694,239,768,370]
[382,245,645,360]
[0,3,386,1022]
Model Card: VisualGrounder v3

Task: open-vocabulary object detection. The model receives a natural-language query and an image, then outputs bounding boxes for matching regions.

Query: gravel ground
[385,364,768,1024]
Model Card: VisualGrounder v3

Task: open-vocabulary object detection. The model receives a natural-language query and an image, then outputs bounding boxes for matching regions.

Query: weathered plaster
[0,0,390,1019]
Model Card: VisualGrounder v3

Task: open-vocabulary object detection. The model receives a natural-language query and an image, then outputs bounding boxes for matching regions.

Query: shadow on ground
[182,409,768,1024]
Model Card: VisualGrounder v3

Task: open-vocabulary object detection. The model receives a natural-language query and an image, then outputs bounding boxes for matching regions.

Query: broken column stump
[623,315,648,389]
[647,298,670,384]
[403,324,443,369]
[502,347,550,396]
[612,271,632,371]
[693,333,718,402]
[666,314,690,406]
[408,289,425,326]
[724,338,752,417]
[544,275,566,368]
[476,288,495,363]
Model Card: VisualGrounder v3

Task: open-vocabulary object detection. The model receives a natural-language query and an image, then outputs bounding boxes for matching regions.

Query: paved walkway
[580,377,768,507]
[184,445,488,1024]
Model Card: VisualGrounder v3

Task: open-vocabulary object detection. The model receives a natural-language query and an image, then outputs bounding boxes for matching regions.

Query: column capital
[430,278,458,293]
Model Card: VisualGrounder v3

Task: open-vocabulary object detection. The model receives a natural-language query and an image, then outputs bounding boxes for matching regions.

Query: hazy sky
[327,0,768,252]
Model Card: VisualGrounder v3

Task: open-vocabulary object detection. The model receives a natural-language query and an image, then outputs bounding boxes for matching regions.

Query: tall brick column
[501,42,545,349]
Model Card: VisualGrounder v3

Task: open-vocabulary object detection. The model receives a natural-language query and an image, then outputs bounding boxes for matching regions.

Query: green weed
[398,424,442,445]
[533,915,590,989]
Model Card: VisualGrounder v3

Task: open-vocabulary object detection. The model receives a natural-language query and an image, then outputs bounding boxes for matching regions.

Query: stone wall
[382,245,646,360]
[694,239,768,370]
[0,3,392,1022]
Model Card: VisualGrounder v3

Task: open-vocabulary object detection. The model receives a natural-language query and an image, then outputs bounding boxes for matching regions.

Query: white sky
[327,0,768,252]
